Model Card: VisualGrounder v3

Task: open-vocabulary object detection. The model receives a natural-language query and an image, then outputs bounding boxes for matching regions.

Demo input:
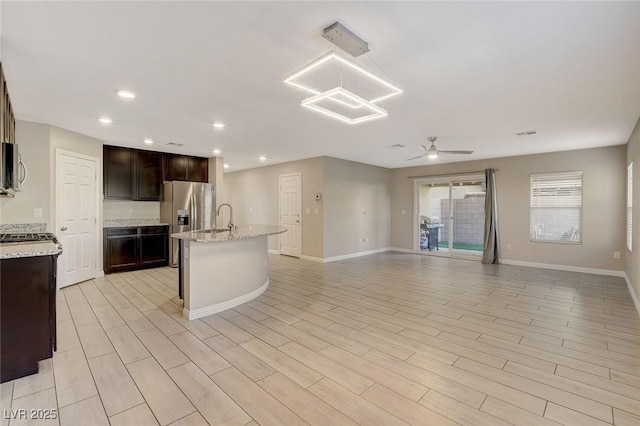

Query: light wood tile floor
[2,252,640,425]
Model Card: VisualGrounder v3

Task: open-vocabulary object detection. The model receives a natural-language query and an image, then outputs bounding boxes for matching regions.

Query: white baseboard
[300,255,324,263]
[183,278,269,320]
[389,247,415,253]
[500,259,625,277]
[95,271,105,279]
[300,248,390,264]
[624,272,640,318]
[268,249,281,255]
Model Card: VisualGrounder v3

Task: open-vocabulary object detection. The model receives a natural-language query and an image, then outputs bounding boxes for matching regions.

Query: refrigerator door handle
[191,191,197,231]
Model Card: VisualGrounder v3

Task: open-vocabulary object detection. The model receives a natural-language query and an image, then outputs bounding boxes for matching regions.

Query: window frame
[529,170,583,245]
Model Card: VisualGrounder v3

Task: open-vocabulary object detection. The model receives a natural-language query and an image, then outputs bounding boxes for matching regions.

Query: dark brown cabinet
[104,225,169,274]
[188,156,209,182]
[104,146,163,201]
[164,154,188,181]
[103,146,134,199]
[1,254,57,383]
[135,150,162,200]
[164,154,208,182]
[104,146,208,200]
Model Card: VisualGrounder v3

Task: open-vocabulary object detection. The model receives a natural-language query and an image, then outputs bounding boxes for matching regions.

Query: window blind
[628,163,633,251]
[530,171,583,243]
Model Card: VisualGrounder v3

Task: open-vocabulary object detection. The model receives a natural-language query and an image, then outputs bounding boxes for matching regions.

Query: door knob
[60,226,68,231]
[296,220,300,223]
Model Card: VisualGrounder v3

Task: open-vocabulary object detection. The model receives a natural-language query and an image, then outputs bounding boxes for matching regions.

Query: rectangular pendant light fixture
[285,22,402,124]
[301,87,388,124]
[284,51,402,105]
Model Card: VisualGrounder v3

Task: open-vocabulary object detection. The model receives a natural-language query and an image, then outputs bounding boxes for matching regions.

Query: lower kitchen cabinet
[104,225,169,274]
[1,254,57,383]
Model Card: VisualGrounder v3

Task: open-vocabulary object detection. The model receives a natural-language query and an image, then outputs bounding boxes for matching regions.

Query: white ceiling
[2,1,640,171]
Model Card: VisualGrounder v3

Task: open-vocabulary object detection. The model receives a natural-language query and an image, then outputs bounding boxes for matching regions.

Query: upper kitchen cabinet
[163,154,208,182]
[163,154,188,181]
[103,146,162,201]
[104,145,134,199]
[188,156,208,182]
[134,150,162,200]
[1,63,16,144]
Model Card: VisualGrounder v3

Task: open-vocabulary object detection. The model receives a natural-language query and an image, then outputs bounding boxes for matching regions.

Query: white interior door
[56,150,98,288]
[279,173,302,257]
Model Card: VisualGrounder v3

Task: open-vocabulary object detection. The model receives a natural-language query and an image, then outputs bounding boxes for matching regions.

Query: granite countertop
[0,241,62,259]
[171,224,287,242]
[103,218,169,228]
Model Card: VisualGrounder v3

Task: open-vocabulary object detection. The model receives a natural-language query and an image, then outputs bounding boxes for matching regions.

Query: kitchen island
[171,224,287,320]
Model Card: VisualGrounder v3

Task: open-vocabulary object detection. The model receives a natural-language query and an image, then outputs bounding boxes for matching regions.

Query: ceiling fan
[405,136,474,160]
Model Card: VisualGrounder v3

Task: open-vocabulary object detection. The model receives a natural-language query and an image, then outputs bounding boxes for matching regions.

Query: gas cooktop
[0,233,58,243]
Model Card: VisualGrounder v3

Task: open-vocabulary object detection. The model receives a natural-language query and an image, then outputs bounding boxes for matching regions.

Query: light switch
[314,208,319,214]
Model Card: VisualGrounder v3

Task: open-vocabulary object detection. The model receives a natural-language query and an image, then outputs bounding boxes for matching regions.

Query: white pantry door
[56,150,98,288]
[279,173,302,257]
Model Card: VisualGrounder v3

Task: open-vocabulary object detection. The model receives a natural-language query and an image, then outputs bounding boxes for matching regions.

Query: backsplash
[103,200,160,219]
[103,218,163,227]
[0,223,48,233]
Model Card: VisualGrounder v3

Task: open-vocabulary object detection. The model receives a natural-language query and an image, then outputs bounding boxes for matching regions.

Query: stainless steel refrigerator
[161,181,215,267]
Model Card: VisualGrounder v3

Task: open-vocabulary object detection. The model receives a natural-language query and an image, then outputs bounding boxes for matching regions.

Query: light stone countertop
[171,224,287,242]
[0,241,62,259]
[103,218,169,228]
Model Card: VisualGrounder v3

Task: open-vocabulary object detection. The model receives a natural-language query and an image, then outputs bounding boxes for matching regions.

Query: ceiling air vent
[516,130,537,136]
[390,144,405,148]
[166,142,184,147]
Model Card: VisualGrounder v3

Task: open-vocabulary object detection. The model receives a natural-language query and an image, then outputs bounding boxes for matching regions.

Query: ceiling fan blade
[419,145,430,151]
[404,154,428,161]
[438,150,474,155]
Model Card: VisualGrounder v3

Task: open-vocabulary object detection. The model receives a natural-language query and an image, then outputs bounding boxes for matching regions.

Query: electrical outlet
[249,207,253,214]
[400,209,406,215]
[128,208,134,215]
[314,208,319,214]
[506,243,512,250]
[614,251,621,259]
[305,208,310,214]
[33,208,42,218]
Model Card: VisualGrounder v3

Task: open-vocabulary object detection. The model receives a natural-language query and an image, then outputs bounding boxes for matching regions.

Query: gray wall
[223,156,392,260]
[223,157,324,258]
[626,116,640,309]
[1,120,105,272]
[322,157,391,258]
[391,145,627,271]
[0,121,51,227]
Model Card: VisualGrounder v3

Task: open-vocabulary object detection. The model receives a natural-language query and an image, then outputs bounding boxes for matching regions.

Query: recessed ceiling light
[213,122,225,129]
[98,117,112,125]
[143,139,154,145]
[116,89,136,99]
[223,163,229,169]
[212,149,221,155]
[259,155,267,161]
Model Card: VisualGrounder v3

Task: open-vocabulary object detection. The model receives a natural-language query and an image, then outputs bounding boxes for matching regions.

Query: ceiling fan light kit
[406,137,474,161]
[284,22,401,124]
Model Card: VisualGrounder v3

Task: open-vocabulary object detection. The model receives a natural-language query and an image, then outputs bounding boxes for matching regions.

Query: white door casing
[279,173,302,257]
[56,150,98,288]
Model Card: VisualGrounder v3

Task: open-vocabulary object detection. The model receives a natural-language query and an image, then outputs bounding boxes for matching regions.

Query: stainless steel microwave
[0,142,26,196]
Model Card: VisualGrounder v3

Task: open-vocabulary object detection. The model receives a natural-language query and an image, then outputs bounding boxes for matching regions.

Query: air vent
[390,144,405,148]
[516,130,537,136]
[166,142,184,147]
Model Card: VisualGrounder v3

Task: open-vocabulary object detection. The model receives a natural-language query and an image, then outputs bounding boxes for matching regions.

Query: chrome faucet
[216,203,234,231]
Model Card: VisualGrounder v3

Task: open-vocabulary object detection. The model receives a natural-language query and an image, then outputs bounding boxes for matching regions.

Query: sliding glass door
[417,175,485,259]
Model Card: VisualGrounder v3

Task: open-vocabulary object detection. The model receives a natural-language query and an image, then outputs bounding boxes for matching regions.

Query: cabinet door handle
[60,226,68,231]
